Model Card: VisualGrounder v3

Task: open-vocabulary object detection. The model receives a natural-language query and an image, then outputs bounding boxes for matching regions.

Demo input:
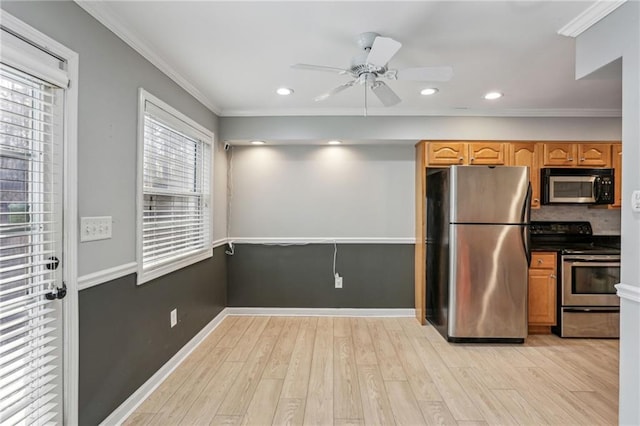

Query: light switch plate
[80,216,112,242]
[632,191,640,212]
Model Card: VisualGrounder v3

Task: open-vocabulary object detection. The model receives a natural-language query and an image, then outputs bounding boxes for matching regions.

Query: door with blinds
[1,32,67,425]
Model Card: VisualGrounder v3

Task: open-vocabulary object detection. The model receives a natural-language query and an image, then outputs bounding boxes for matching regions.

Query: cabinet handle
[567,157,574,161]
[534,198,539,202]
[470,157,475,162]
[550,274,557,279]
[458,157,464,162]
[537,259,543,264]
[580,157,585,161]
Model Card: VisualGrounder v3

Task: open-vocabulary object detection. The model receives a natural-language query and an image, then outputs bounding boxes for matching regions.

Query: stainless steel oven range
[530,221,621,338]
[560,251,620,338]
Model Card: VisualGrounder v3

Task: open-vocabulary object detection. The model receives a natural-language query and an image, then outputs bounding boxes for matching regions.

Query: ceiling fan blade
[395,66,453,82]
[291,63,350,74]
[371,81,401,107]
[366,36,402,67]
[314,80,356,102]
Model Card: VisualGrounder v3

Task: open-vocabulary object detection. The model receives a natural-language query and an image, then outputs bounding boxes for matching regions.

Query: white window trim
[0,10,80,426]
[136,88,214,285]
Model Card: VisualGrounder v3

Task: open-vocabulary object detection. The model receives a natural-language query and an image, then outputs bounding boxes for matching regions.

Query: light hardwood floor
[123,316,619,425]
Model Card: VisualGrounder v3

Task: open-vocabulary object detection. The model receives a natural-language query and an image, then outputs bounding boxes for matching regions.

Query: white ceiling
[78,1,622,118]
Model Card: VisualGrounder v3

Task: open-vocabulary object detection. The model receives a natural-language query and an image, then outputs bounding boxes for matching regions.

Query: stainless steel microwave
[541,168,614,205]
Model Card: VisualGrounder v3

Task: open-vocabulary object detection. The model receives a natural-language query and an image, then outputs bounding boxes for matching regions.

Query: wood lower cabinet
[510,143,540,209]
[528,252,557,333]
[611,143,622,208]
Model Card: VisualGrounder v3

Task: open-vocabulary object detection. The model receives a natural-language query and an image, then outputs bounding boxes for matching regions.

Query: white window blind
[0,63,63,425]
[139,93,212,284]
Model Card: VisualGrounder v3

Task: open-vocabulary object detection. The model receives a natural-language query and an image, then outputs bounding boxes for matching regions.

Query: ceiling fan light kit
[291,32,453,111]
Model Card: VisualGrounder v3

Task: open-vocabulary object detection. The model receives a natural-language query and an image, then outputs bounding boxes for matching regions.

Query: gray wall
[228,244,413,308]
[79,248,226,426]
[230,145,414,239]
[1,0,227,276]
[576,3,640,424]
[1,2,229,425]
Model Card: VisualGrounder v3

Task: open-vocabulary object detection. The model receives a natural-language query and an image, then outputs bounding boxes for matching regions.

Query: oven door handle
[565,262,620,267]
[563,307,620,313]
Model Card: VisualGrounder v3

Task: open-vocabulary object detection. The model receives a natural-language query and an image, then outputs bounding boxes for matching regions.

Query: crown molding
[220,107,622,118]
[558,0,627,37]
[74,1,222,115]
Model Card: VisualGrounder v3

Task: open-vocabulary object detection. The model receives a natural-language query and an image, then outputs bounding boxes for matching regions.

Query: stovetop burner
[530,221,620,255]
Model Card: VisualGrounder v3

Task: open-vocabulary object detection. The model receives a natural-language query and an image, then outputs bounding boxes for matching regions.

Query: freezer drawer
[449,224,528,340]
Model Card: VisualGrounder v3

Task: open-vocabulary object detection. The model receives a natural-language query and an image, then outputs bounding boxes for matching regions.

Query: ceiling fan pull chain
[364,83,368,117]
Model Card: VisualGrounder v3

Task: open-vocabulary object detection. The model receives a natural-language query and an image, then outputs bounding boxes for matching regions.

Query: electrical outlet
[80,216,112,242]
[335,274,343,289]
[170,309,177,328]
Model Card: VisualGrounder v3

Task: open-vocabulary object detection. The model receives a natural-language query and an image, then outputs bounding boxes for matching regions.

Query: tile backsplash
[531,205,621,235]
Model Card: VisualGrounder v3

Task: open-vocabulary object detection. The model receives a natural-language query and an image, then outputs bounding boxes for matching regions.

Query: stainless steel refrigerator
[426,166,531,343]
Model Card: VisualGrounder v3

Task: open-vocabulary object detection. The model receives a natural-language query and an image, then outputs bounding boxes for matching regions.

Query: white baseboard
[226,307,416,317]
[99,308,230,426]
[78,262,138,291]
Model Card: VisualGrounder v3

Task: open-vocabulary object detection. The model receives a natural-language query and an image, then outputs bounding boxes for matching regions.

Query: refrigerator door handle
[521,183,532,266]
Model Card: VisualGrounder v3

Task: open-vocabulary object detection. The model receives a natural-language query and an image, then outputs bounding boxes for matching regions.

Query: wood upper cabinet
[541,142,611,167]
[541,142,577,166]
[468,142,507,165]
[611,143,622,208]
[425,141,508,166]
[510,143,540,209]
[528,252,557,329]
[426,142,467,166]
[577,143,611,167]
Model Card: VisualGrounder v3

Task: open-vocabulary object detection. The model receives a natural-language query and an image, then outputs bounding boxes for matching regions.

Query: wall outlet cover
[335,274,343,289]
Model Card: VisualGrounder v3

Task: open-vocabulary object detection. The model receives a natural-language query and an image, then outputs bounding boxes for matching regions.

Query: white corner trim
[74,1,221,115]
[616,283,640,303]
[212,238,229,249]
[229,237,415,245]
[78,262,138,290]
[226,307,416,317]
[100,308,230,426]
[558,0,627,37]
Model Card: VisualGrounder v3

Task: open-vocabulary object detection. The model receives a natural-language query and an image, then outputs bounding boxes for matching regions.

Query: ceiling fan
[292,32,453,108]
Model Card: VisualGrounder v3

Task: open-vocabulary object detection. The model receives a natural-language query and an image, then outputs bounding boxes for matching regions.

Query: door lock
[46,256,60,270]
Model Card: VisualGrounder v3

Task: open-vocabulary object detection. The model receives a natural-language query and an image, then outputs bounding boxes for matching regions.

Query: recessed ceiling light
[484,91,503,100]
[276,87,294,96]
[250,140,266,145]
[328,140,342,145]
[420,88,439,96]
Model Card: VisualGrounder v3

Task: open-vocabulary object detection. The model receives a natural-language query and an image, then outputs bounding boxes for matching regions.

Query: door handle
[45,282,67,300]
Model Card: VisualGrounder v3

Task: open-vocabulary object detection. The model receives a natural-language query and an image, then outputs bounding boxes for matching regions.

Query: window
[137,89,213,284]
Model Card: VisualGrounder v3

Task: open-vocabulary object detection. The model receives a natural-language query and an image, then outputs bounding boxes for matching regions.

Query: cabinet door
[510,143,540,208]
[577,143,611,167]
[468,142,507,165]
[542,143,576,166]
[426,142,467,166]
[528,268,557,325]
[611,143,622,208]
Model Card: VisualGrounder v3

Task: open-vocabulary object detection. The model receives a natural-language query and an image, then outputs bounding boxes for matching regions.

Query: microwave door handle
[594,177,601,201]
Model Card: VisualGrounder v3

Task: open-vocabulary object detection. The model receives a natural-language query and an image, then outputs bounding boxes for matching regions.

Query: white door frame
[1,11,80,425]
